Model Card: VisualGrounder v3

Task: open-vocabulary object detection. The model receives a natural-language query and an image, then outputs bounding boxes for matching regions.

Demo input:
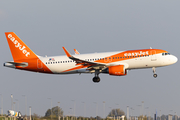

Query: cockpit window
[162,53,170,56]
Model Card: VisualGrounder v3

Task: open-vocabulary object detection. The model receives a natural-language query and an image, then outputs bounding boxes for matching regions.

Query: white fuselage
[39,51,177,74]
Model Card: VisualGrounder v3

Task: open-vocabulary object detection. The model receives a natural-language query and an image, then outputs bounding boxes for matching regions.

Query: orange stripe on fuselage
[62,65,92,73]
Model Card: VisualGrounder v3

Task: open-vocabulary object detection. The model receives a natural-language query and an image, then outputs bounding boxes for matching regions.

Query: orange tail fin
[5,32,37,61]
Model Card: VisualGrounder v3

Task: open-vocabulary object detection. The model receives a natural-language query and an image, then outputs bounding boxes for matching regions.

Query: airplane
[4,32,178,83]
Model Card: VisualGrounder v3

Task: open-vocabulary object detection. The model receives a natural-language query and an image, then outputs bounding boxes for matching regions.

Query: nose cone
[171,55,178,64]
[162,55,178,66]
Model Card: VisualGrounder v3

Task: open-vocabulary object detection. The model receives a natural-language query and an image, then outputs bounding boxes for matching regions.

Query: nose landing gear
[153,73,157,78]
[152,67,157,78]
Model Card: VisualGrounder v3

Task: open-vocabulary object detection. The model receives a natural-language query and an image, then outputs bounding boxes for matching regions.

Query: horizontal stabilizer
[4,61,28,68]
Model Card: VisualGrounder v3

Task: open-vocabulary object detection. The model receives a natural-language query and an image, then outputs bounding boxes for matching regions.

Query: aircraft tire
[93,77,100,83]
[153,74,157,78]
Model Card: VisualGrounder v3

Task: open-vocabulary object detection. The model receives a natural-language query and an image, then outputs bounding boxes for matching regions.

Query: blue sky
[0,0,180,117]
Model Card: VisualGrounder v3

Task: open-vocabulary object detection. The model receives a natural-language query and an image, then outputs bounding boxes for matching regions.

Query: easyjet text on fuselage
[124,51,149,56]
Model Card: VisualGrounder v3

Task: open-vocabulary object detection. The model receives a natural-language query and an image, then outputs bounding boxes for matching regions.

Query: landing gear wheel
[96,77,100,82]
[93,77,96,82]
[93,70,100,83]
[92,77,100,83]
[153,74,157,78]
[152,67,157,78]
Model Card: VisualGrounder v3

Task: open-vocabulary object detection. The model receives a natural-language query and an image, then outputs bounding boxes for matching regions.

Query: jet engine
[108,65,127,76]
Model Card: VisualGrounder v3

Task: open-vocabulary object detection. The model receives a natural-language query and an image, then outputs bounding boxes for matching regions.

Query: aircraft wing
[62,47,106,70]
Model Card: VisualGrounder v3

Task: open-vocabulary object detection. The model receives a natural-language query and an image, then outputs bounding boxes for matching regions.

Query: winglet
[74,49,80,55]
[62,47,72,58]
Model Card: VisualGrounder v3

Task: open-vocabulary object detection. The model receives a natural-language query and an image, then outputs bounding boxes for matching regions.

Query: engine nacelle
[108,65,127,76]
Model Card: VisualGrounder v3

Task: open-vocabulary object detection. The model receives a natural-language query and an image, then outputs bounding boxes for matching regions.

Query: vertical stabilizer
[5,32,37,61]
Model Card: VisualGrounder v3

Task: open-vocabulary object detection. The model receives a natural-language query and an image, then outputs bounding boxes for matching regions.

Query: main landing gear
[92,70,100,83]
[93,76,100,83]
[152,67,157,78]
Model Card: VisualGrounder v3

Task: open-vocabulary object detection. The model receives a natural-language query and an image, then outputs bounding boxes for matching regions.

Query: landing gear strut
[152,67,157,78]
[92,70,100,83]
